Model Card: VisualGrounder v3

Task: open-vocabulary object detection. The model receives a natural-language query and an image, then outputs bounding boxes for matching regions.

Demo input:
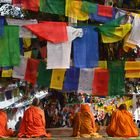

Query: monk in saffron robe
[0,109,14,138]
[72,104,101,138]
[106,104,138,137]
[18,98,51,138]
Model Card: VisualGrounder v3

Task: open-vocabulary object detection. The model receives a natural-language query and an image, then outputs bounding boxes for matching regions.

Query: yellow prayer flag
[125,61,140,70]
[2,69,13,77]
[98,61,107,69]
[101,24,132,43]
[65,0,89,21]
[23,38,31,48]
[50,69,66,90]
[125,70,140,78]
[24,51,32,58]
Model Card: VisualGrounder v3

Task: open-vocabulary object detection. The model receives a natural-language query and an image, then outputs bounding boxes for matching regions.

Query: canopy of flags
[0,0,139,98]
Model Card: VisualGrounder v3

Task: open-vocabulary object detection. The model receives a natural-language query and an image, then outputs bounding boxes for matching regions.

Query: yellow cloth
[123,33,136,52]
[23,38,31,48]
[65,0,89,21]
[50,69,66,90]
[125,70,140,78]
[98,61,107,69]
[24,51,32,58]
[125,61,140,70]
[101,24,132,43]
[2,69,13,77]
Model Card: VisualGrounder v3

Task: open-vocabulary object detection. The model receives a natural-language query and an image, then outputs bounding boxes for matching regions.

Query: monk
[0,109,15,138]
[18,98,51,138]
[72,104,101,138]
[106,104,139,137]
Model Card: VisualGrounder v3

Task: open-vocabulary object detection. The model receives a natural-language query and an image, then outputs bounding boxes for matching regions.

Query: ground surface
[1,127,140,140]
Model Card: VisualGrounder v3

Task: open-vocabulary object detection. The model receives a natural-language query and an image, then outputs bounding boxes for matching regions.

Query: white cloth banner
[12,56,28,79]
[6,18,37,38]
[127,15,140,47]
[78,68,94,94]
[47,26,83,69]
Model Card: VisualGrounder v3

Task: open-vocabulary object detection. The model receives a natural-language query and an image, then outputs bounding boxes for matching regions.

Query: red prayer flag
[92,68,109,96]
[24,58,40,85]
[24,22,68,43]
[12,0,21,5]
[40,46,47,59]
[98,4,113,18]
[22,0,39,12]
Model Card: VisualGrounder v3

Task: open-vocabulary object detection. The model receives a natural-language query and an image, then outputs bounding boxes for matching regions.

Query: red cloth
[40,47,47,59]
[24,58,39,85]
[24,22,68,43]
[12,0,39,11]
[98,4,113,18]
[12,0,21,5]
[0,110,14,138]
[22,0,39,12]
[92,68,109,96]
[18,106,51,138]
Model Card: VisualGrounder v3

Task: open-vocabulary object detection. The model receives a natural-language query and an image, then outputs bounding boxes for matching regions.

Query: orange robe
[72,104,98,137]
[18,106,51,138]
[0,110,14,138]
[106,110,138,137]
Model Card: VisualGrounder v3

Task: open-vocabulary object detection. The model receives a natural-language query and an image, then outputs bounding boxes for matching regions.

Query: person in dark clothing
[15,117,22,132]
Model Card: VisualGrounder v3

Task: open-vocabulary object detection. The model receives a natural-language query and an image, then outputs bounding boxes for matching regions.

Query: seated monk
[18,98,51,138]
[0,109,15,138]
[106,103,139,137]
[72,104,101,138]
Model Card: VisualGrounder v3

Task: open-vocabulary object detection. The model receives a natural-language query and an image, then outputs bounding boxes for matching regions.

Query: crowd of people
[0,97,139,138]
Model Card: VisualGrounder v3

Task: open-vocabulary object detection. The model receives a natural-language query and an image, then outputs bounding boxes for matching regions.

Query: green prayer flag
[108,61,125,96]
[0,93,5,101]
[0,26,20,67]
[97,15,125,37]
[81,1,97,14]
[40,0,65,15]
[12,88,20,97]
[37,61,52,87]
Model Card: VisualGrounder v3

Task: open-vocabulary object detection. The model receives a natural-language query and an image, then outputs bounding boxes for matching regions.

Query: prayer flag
[40,0,65,15]
[50,69,66,90]
[92,68,109,96]
[0,17,4,36]
[63,67,80,92]
[78,68,93,94]
[12,56,28,79]
[21,0,39,12]
[24,22,68,43]
[0,26,20,67]
[101,24,132,43]
[24,58,40,85]
[37,61,52,87]
[81,1,97,14]
[73,26,99,68]
[108,61,125,96]
[5,90,12,100]
[65,0,89,21]
[98,4,113,18]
